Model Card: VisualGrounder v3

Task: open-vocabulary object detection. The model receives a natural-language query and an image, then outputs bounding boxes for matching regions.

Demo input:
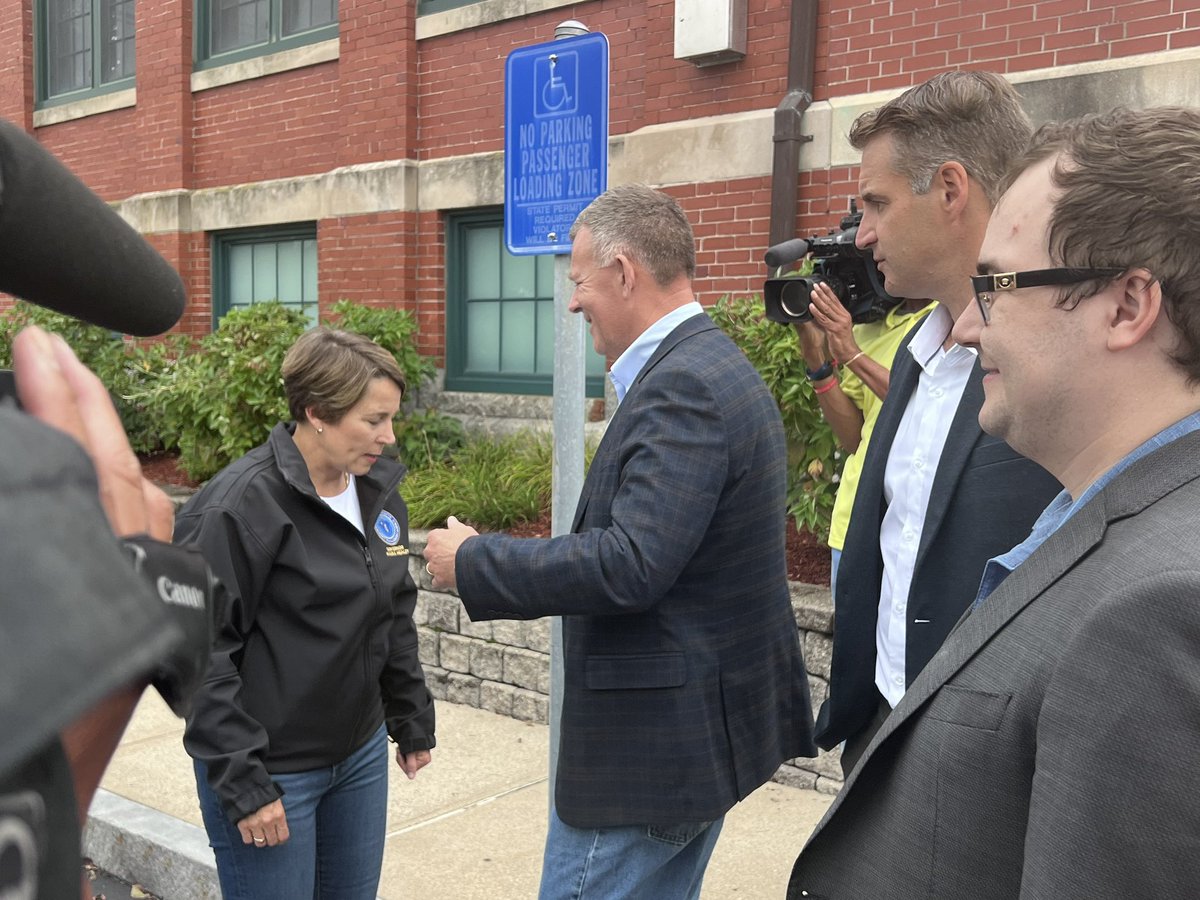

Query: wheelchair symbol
[535,52,578,117]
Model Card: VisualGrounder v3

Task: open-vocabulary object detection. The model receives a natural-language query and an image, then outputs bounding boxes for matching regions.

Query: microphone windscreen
[764,238,811,269]
[0,119,185,336]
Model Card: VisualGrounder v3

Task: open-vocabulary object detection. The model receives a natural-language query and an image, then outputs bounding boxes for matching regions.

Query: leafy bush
[710,294,840,539]
[325,300,435,401]
[0,301,185,453]
[142,302,308,481]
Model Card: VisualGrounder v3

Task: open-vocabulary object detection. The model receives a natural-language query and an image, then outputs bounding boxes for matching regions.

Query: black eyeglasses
[970,267,1125,324]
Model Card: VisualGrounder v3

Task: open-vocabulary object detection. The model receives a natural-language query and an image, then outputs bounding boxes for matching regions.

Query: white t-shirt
[321,474,364,535]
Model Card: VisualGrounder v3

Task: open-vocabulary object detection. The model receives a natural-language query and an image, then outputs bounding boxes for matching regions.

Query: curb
[84,790,219,900]
[84,790,389,900]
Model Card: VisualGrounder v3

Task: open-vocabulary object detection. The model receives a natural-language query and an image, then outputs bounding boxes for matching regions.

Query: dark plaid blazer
[456,312,816,828]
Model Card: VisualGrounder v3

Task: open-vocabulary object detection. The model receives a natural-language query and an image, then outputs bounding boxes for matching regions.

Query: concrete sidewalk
[87,693,832,899]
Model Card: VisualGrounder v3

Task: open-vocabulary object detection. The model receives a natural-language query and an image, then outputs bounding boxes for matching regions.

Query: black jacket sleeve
[380,559,436,753]
[178,504,282,822]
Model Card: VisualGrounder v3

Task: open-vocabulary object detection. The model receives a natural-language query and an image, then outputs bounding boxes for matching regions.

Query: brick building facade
[2,0,1199,398]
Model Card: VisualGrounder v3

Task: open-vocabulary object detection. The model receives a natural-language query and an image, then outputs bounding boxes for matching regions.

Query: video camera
[763,200,901,325]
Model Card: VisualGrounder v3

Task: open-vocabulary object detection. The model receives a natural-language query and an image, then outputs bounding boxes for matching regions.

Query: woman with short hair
[178,327,435,900]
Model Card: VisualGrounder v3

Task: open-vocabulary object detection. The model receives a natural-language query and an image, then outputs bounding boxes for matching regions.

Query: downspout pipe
[769,0,819,248]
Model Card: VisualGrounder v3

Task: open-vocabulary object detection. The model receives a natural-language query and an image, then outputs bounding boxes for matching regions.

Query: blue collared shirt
[608,301,705,404]
[973,409,1200,606]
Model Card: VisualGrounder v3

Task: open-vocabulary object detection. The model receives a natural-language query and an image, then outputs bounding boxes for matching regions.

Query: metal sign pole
[548,250,585,794]
[503,20,608,809]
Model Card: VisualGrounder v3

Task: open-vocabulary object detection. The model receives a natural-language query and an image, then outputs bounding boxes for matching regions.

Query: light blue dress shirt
[608,301,704,404]
[973,409,1200,606]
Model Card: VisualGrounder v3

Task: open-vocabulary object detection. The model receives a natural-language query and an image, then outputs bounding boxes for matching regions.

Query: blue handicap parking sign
[505,31,609,256]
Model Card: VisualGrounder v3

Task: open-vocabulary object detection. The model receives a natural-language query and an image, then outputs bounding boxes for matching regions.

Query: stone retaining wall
[409,532,844,796]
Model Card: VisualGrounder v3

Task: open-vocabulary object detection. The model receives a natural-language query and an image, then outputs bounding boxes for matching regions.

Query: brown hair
[849,71,1031,205]
[281,327,406,424]
[569,184,695,286]
[1009,106,1200,382]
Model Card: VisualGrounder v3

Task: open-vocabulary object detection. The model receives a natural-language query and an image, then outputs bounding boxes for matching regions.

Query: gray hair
[569,184,695,286]
[849,71,1032,205]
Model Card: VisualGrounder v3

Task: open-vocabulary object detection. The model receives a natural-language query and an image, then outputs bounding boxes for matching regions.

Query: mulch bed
[141,453,831,586]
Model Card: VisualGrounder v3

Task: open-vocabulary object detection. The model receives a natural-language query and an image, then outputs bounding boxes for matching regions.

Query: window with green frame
[417,0,478,13]
[36,0,135,106]
[211,225,319,327]
[445,210,605,398]
[195,0,337,68]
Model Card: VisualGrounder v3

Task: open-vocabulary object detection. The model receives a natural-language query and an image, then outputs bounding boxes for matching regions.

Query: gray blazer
[789,429,1200,899]
[457,313,815,828]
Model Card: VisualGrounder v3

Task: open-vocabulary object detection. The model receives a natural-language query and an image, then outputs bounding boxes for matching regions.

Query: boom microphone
[764,238,811,269]
[0,119,185,336]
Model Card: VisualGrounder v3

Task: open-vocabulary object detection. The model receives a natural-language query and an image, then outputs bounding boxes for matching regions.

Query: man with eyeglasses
[788,105,1200,900]
[814,71,1060,776]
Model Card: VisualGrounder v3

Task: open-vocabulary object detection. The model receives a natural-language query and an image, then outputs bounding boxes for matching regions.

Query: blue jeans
[194,724,389,900]
[538,804,725,900]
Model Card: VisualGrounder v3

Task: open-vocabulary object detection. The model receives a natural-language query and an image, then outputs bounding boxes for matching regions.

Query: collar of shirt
[906,303,977,375]
[973,408,1200,606]
[608,301,705,404]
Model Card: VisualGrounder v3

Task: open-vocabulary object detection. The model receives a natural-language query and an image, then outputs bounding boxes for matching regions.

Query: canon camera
[763,201,901,325]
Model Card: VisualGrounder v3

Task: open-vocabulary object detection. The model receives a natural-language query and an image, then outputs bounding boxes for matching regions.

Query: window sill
[33,87,136,127]
[191,37,339,93]
[417,0,579,40]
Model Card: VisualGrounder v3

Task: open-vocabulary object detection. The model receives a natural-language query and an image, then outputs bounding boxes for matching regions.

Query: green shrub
[710,294,840,539]
[0,301,185,453]
[147,302,308,481]
[325,300,435,399]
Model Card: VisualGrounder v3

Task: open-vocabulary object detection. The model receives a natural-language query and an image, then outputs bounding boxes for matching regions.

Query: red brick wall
[413,211,447,361]
[319,211,418,315]
[817,0,1200,96]
[0,0,34,129]
[418,0,794,161]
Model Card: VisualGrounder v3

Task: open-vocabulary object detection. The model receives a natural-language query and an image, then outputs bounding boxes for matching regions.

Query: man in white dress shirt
[813,71,1061,773]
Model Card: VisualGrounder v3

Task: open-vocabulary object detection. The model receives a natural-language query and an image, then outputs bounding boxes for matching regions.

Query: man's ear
[1107,268,1163,353]
[934,161,971,215]
[615,253,636,296]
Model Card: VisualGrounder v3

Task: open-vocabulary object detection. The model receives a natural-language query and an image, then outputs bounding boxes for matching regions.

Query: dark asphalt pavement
[83,858,162,900]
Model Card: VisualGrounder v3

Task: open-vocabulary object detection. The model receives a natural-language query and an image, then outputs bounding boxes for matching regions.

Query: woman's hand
[396,748,432,780]
[237,799,290,847]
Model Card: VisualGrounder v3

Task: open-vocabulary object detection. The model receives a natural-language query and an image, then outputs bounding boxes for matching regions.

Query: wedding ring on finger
[253,836,266,845]
[425,562,433,577]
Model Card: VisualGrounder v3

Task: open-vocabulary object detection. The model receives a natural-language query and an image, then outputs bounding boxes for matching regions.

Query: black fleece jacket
[178,422,435,821]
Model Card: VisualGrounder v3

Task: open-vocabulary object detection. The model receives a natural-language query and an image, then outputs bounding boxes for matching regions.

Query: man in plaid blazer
[426,184,815,899]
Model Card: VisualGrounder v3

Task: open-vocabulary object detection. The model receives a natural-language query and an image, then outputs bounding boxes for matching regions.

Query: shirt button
[895,601,906,614]
[930,387,944,398]
[902,528,916,543]
[893,674,904,685]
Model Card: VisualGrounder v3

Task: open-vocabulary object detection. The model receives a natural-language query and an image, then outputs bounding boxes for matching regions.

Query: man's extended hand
[424,515,479,590]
